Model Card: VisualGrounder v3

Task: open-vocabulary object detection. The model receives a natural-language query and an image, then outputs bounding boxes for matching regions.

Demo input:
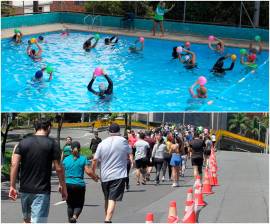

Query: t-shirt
[94,136,131,182]
[63,154,89,186]
[90,137,102,153]
[134,139,150,160]
[152,143,166,159]
[205,139,212,152]
[63,145,72,157]
[14,135,60,194]
[128,135,137,148]
[190,139,205,159]
[211,134,216,142]
[144,136,156,158]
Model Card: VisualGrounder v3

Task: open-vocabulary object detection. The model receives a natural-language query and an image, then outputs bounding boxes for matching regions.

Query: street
[1,150,269,223]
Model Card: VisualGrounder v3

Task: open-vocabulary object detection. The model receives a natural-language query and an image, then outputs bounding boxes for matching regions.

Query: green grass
[80,147,92,159]
[2,150,12,177]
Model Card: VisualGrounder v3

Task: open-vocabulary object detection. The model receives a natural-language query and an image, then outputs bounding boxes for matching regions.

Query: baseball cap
[108,123,120,133]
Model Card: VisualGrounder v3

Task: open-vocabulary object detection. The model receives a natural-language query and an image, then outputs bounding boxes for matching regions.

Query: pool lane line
[198,58,269,111]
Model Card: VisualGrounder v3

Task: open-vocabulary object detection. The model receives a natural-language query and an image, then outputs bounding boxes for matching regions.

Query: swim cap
[38,36,44,41]
[185,41,191,47]
[35,70,43,79]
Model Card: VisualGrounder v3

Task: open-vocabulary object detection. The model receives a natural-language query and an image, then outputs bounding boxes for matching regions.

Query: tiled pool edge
[1,23,269,50]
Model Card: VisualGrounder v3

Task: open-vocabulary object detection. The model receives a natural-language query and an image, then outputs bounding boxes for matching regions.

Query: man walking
[92,123,131,223]
[9,118,67,223]
[90,131,102,157]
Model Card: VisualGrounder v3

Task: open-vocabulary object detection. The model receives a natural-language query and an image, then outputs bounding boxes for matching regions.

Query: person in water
[208,37,224,53]
[27,41,42,61]
[189,81,207,99]
[172,42,191,59]
[129,39,144,53]
[83,37,99,52]
[33,67,53,82]
[179,49,197,69]
[211,54,235,75]
[87,72,113,99]
[12,31,23,44]
[249,41,262,54]
[37,36,45,43]
[105,35,119,45]
[240,53,257,67]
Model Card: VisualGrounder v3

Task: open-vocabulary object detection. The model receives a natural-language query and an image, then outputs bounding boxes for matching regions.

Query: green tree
[246,116,260,140]
[85,1,124,15]
[228,113,250,135]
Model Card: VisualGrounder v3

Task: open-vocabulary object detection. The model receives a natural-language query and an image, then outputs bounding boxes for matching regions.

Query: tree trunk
[124,113,128,136]
[56,113,64,150]
[128,113,132,130]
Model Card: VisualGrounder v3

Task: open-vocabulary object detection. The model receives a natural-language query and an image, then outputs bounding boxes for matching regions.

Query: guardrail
[215,129,266,149]
[83,14,102,30]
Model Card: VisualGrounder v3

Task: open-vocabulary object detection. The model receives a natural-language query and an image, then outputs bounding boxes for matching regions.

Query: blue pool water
[1,31,269,112]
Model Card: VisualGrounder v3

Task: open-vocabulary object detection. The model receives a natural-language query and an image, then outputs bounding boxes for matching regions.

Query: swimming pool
[1,31,269,112]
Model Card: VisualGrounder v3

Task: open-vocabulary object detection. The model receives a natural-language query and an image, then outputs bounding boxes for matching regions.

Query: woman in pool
[208,37,224,53]
[104,35,119,45]
[87,72,113,99]
[249,41,262,54]
[83,36,99,52]
[172,42,191,59]
[211,54,236,75]
[37,35,45,43]
[27,41,42,61]
[240,53,257,68]
[152,2,175,37]
[189,81,207,99]
[33,67,53,82]
[179,49,197,69]
[12,30,23,44]
[129,38,144,53]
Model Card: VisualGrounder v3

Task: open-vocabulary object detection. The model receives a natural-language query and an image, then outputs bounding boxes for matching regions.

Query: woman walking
[152,133,166,185]
[62,141,99,223]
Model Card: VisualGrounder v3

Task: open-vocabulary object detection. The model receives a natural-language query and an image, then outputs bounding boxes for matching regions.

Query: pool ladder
[83,15,102,31]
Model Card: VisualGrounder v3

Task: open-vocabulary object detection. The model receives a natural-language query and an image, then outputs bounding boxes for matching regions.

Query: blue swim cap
[35,70,43,79]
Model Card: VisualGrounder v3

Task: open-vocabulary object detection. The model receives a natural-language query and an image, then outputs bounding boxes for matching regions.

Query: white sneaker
[162,176,165,182]
[172,183,177,187]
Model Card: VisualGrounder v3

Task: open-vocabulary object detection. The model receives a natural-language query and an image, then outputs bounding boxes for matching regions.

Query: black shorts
[204,150,211,156]
[191,157,203,167]
[101,178,125,201]
[154,19,162,23]
[135,158,148,169]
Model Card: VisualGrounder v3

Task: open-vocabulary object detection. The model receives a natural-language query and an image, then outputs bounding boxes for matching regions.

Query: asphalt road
[1,150,269,223]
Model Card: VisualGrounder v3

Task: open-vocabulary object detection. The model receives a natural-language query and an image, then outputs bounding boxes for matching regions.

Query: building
[50,1,86,12]
[10,1,53,14]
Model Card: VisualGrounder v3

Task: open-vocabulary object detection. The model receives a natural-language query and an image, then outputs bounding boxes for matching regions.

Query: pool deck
[1,23,269,50]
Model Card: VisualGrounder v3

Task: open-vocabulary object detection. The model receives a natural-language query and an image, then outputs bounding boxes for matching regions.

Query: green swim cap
[254,35,261,42]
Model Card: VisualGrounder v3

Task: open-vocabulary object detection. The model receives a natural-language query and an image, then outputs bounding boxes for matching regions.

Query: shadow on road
[126,189,146,193]
[84,204,100,207]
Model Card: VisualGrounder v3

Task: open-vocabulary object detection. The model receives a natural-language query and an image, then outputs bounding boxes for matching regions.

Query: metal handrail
[83,14,102,30]
[92,15,102,30]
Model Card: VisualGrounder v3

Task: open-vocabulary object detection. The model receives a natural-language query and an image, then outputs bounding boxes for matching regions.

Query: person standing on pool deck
[189,132,205,178]
[62,141,99,223]
[92,123,131,223]
[152,2,175,37]
[87,72,113,99]
[27,41,42,61]
[9,118,67,223]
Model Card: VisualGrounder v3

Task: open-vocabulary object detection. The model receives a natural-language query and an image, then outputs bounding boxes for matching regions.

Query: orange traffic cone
[194,185,206,206]
[212,168,219,186]
[209,169,215,186]
[145,212,154,223]
[193,175,202,189]
[184,188,194,215]
[167,201,179,223]
[182,202,196,223]
[202,176,214,195]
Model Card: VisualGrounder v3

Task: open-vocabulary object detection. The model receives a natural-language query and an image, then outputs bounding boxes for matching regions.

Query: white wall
[12,1,53,7]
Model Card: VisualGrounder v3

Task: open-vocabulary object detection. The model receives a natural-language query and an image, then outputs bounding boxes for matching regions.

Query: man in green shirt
[152,2,175,37]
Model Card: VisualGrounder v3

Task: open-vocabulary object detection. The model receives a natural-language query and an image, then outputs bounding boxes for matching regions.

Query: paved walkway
[1,150,268,223]
[1,23,269,49]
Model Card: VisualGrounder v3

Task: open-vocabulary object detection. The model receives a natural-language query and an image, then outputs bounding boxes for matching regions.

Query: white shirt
[94,135,131,182]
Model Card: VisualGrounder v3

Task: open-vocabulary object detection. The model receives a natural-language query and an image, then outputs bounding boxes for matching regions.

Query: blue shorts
[21,193,50,223]
[170,154,182,167]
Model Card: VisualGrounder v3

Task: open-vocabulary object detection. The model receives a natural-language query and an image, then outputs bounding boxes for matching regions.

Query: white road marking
[54,201,66,206]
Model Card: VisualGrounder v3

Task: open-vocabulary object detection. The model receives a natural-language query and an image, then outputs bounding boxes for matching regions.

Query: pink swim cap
[139,37,144,43]
[198,76,207,86]
[185,41,191,47]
